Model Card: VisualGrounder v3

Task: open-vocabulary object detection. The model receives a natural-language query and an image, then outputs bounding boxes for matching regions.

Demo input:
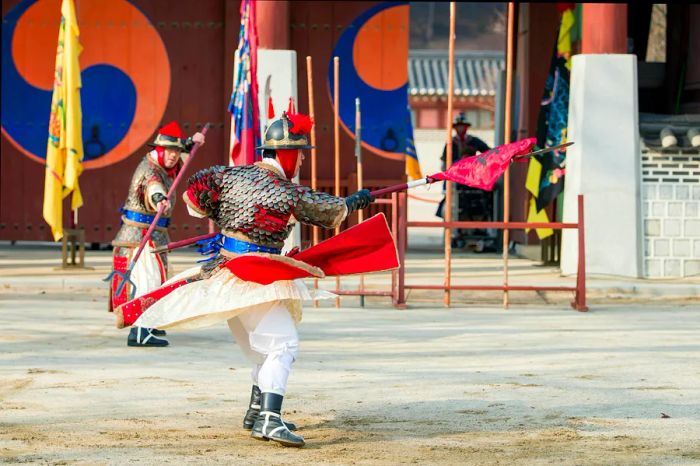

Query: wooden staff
[333,56,341,307]
[105,124,210,298]
[306,56,319,246]
[503,2,517,309]
[306,56,320,302]
[355,97,365,307]
[444,2,456,307]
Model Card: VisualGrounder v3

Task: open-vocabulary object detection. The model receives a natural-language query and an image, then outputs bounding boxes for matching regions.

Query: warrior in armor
[114,113,380,447]
[109,121,206,347]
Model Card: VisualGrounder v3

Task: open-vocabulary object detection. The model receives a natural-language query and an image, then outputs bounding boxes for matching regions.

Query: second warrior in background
[109,122,205,347]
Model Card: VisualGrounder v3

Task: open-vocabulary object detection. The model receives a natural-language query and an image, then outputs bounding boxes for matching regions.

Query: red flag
[430,138,537,191]
[228,0,260,166]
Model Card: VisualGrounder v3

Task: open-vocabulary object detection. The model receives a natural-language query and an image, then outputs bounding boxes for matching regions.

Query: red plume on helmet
[287,113,314,136]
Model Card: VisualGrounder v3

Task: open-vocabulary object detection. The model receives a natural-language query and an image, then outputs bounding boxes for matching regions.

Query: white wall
[561,54,642,277]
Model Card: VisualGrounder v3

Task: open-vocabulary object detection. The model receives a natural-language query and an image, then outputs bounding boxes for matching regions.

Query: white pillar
[561,54,642,277]
[257,49,301,252]
[257,49,298,132]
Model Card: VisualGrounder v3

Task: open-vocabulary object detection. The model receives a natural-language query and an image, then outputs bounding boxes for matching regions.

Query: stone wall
[642,149,700,278]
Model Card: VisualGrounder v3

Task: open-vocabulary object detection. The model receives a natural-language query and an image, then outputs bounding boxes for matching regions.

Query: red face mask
[155,146,180,178]
[276,149,300,179]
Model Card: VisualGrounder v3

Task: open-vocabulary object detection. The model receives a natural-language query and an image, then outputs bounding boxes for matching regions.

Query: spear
[153,140,572,254]
[369,141,572,198]
[151,232,219,254]
[104,124,210,298]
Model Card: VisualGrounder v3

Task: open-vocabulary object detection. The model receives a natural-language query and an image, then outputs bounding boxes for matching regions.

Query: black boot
[251,393,304,447]
[127,327,169,347]
[243,385,297,431]
[151,329,167,336]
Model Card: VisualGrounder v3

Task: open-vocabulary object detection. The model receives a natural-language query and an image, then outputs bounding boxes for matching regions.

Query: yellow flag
[405,155,423,181]
[43,0,84,241]
[524,156,542,197]
[558,9,575,71]
[525,197,553,240]
[405,114,423,180]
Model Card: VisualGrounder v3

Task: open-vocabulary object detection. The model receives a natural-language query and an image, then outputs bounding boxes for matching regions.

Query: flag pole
[333,56,341,308]
[444,2,456,307]
[306,56,320,303]
[306,56,319,246]
[503,2,517,309]
[242,90,249,163]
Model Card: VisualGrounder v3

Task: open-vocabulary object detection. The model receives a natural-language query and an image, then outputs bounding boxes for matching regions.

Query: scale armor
[112,155,175,249]
[184,162,347,249]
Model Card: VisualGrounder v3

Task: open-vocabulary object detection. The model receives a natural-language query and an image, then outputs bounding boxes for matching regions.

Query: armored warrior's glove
[345,189,374,214]
[151,192,167,206]
[184,136,195,152]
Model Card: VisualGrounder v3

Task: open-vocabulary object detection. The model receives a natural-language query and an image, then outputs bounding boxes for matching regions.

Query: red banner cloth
[224,213,398,283]
[431,137,537,191]
[115,214,398,328]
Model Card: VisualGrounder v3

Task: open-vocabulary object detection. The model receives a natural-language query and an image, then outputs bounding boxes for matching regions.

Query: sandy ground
[1,281,699,465]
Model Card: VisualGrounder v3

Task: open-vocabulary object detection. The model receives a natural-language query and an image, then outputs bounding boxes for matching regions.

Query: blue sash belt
[196,234,282,263]
[122,209,170,228]
[222,236,282,255]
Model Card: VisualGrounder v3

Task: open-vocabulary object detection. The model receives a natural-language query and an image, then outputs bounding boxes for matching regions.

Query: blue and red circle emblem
[328,1,410,161]
[1,0,170,169]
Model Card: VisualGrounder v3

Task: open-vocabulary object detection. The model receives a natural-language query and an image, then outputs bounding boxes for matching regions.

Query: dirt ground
[1,284,699,465]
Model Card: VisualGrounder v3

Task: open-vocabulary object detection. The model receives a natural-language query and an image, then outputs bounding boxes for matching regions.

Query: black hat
[452,112,472,128]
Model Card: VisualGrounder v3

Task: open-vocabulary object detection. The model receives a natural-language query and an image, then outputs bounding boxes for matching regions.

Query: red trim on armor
[111,255,130,310]
[116,278,192,328]
[248,205,291,233]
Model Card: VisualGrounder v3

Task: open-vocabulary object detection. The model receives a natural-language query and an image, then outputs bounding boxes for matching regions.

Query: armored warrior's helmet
[149,121,187,150]
[452,112,472,128]
[257,112,315,151]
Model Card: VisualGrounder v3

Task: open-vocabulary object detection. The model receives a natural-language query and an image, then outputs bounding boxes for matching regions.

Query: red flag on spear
[370,138,572,198]
[150,139,572,254]
[430,137,535,190]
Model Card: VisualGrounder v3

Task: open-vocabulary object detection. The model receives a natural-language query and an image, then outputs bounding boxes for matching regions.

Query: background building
[2,1,699,279]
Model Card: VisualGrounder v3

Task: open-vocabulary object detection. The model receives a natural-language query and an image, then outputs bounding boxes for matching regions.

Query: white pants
[227,302,299,396]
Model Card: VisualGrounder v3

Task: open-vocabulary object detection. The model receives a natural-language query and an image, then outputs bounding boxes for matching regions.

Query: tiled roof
[640,113,700,152]
[408,50,505,97]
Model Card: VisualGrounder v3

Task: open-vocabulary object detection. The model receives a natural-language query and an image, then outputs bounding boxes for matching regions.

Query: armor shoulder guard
[293,186,348,229]
[183,165,229,218]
